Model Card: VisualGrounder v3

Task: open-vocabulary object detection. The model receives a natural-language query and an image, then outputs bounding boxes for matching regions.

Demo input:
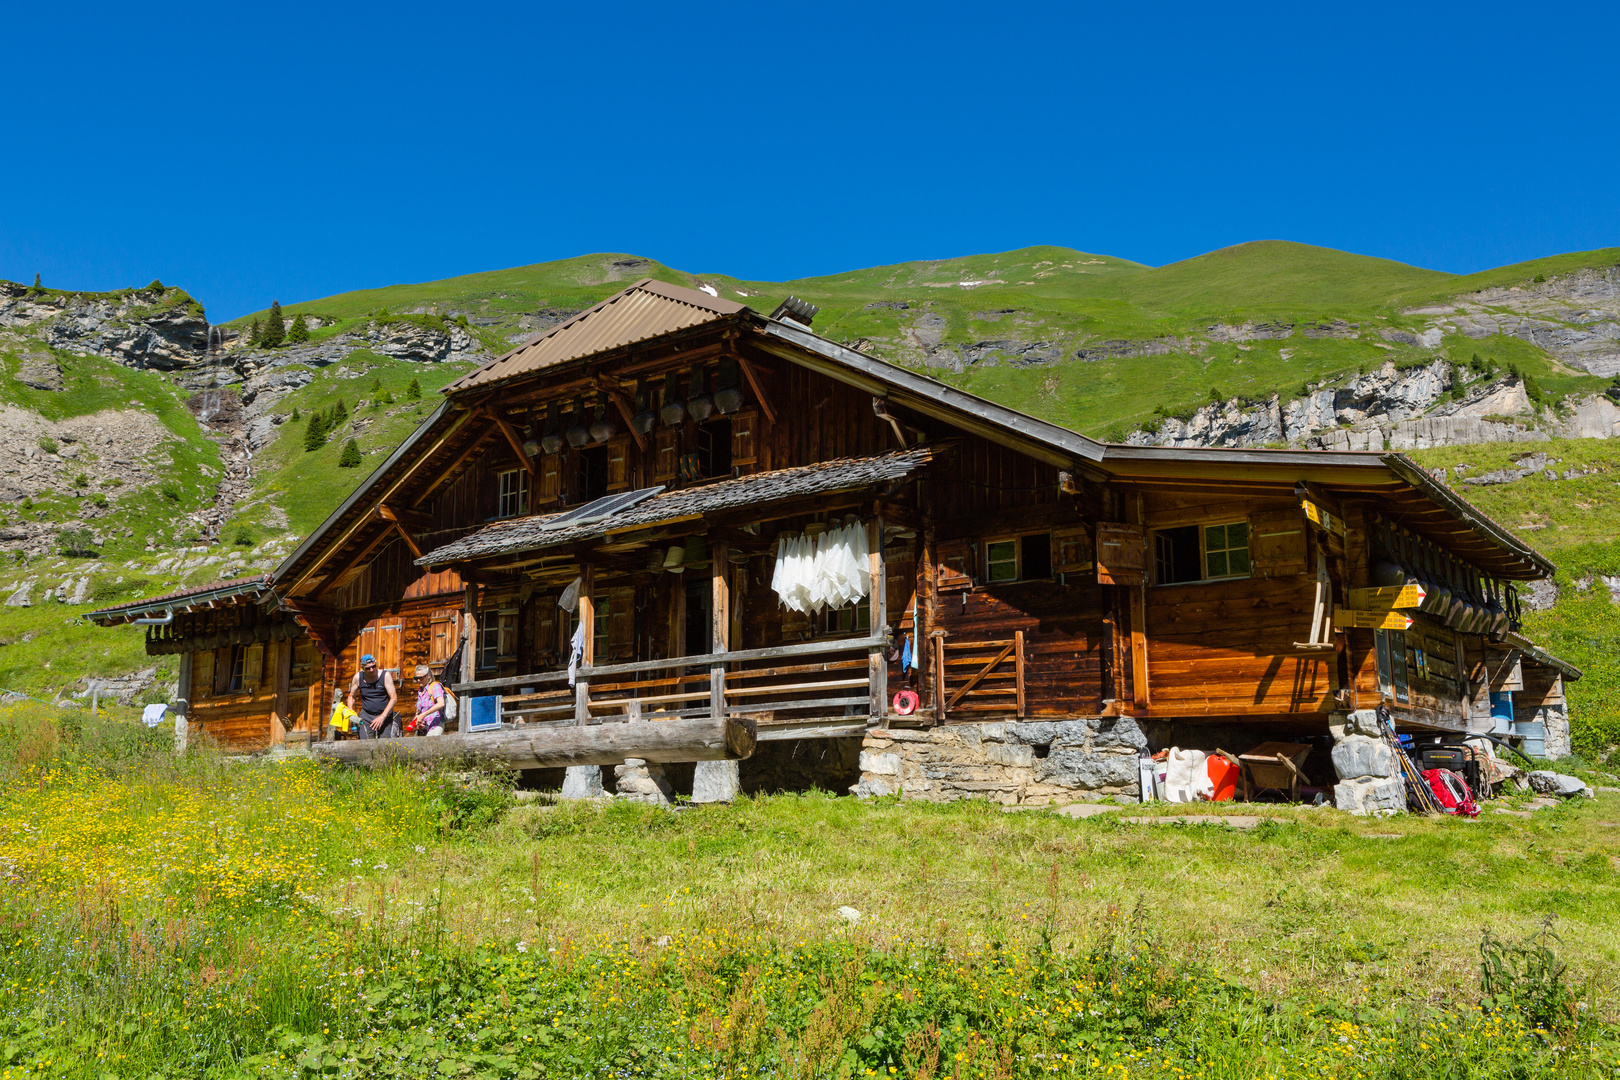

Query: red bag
[1423,769,1479,817]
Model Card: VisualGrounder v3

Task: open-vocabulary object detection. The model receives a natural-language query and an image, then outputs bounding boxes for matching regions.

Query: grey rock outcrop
[39,288,209,370]
[14,353,62,391]
[1330,711,1405,816]
[692,759,742,803]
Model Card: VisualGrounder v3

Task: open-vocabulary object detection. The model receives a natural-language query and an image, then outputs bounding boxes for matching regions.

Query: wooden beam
[314,714,757,769]
[377,503,431,528]
[575,563,594,725]
[461,582,478,686]
[868,513,888,721]
[390,520,424,561]
[596,380,649,453]
[736,355,777,426]
[711,540,729,724]
[491,410,537,476]
[272,636,292,734]
[1128,493,1151,708]
[410,421,496,509]
[1014,628,1026,718]
[317,523,396,592]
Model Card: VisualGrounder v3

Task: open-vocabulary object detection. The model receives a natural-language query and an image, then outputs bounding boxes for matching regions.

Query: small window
[497,469,529,519]
[1375,628,1409,705]
[983,534,1054,584]
[697,419,732,478]
[819,595,871,636]
[1152,521,1250,585]
[567,595,615,661]
[478,609,517,669]
[986,539,1019,582]
[574,446,609,504]
[228,649,245,693]
[1204,522,1250,579]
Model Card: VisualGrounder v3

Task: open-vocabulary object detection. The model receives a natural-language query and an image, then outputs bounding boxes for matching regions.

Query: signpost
[1347,584,1426,610]
[1300,499,1345,537]
[1333,607,1413,631]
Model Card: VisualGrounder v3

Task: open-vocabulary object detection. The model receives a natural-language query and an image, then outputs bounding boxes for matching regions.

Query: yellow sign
[1333,607,1412,631]
[1347,584,1426,610]
[1301,499,1346,536]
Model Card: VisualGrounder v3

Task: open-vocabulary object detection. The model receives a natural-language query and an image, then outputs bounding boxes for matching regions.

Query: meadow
[2,702,1618,1079]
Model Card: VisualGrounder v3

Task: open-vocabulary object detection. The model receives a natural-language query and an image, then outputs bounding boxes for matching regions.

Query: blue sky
[2,1,1616,321]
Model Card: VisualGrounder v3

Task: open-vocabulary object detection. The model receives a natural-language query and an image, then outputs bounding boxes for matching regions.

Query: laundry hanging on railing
[771,520,871,615]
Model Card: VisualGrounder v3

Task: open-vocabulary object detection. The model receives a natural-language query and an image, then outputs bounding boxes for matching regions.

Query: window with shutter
[1249,510,1308,578]
[606,436,630,492]
[532,600,558,668]
[730,408,758,470]
[1095,523,1146,585]
[243,644,264,691]
[654,429,679,483]
[376,621,403,675]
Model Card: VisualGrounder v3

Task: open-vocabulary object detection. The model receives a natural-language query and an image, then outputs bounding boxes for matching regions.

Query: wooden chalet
[90,278,1577,800]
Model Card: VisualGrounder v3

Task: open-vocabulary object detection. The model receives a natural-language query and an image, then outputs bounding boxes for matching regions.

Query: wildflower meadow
[1,702,1616,1078]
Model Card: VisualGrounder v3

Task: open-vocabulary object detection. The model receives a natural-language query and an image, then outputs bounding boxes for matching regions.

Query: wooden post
[174,651,192,754]
[575,564,594,725]
[1014,628,1026,718]
[868,513,887,722]
[920,524,938,724]
[273,637,293,740]
[1127,493,1151,709]
[710,540,729,723]
[461,582,479,687]
[932,632,947,723]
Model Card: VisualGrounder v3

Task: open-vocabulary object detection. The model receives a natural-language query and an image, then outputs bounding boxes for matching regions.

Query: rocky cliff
[0,281,210,369]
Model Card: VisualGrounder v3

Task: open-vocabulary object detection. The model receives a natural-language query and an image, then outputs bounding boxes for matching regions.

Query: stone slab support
[1329,709,1406,815]
[614,758,673,805]
[692,759,741,803]
[559,765,605,799]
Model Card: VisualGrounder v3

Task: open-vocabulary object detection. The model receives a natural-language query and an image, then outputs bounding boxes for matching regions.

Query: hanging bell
[631,376,656,435]
[521,418,542,459]
[686,365,714,422]
[714,355,744,414]
[539,401,564,455]
[588,391,617,443]
[565,396,590,448]
[659,371,686,426]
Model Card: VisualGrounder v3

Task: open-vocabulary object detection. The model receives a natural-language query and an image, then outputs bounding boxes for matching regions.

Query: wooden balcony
[452,634,889,743]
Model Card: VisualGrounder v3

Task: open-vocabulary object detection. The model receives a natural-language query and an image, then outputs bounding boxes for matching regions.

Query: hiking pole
[1380,707,1441,814]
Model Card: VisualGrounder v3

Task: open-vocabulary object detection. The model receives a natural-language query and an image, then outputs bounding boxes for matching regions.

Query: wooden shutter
[606,436,630,492]
[242,643,264,691]
[654,428,679,482]
[1249,510,1308,578]
[1053,526,1093,573]
[1095,523,1146,585]
[937,539,974,593]
[377,621,403,674]
[539,453,562,502]
[607,586,636,660]
[214,646,233,695]
[532,598,558,667]
[193,648,214,700]
[428,610,458,665]
[731,409,758,469]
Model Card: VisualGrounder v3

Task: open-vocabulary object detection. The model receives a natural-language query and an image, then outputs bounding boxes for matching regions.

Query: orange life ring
[892,690,919,715]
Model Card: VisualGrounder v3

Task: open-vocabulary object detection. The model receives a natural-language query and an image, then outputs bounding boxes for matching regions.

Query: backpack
[442,685,458,721]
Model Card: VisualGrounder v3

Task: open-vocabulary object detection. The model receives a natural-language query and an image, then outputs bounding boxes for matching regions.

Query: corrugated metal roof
[416,447,935,566]
[86,574,274,624]
[444,279,745,394]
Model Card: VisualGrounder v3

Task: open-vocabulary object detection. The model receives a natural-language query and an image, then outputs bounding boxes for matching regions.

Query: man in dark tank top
[347,653,400,739]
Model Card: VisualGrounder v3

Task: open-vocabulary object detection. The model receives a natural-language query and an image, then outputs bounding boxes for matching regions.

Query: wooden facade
[91,279,1578,757]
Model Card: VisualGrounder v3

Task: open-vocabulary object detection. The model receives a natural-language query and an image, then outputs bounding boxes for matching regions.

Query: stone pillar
[692,759,741,803]
[1330,709,1406,815]
[614,758,673,805]
[559,765,605,799]
[173,651,192,755]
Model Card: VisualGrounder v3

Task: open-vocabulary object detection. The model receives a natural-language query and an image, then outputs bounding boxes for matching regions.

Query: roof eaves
[755,320,1106,464]
[1381,453,1554,579]
[1506,631,1582,681]
[87,575,274,624]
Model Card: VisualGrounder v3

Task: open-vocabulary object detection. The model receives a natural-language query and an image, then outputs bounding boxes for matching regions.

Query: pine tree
[338,439,362,468]
[261,301,286,348]
[369,377,383,393]
[329,399,347,425]
[290,407,301,422]
[302,412,327,452]
[380,389,395,404]
[32,273,41,290]
[247,319,262,346]
[405,377,422,400]
[287,312,310,344]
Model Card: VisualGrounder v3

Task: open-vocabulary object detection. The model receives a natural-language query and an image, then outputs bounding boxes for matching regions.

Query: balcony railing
[452,635,887,742]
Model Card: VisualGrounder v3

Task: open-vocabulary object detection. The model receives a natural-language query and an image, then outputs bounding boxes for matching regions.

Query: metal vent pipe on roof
[132,609,175,626]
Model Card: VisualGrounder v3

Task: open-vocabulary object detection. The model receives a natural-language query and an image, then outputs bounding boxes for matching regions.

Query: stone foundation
[1329,710,1406,815]
[854,719,1147,804]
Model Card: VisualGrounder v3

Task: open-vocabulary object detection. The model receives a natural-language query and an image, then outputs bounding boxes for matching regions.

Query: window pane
[1227,521,1249,548]
[1206,550,1228,578]
[1229,548,1250,575]
[1205,524,1226,550]
[987,540,1018,581]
